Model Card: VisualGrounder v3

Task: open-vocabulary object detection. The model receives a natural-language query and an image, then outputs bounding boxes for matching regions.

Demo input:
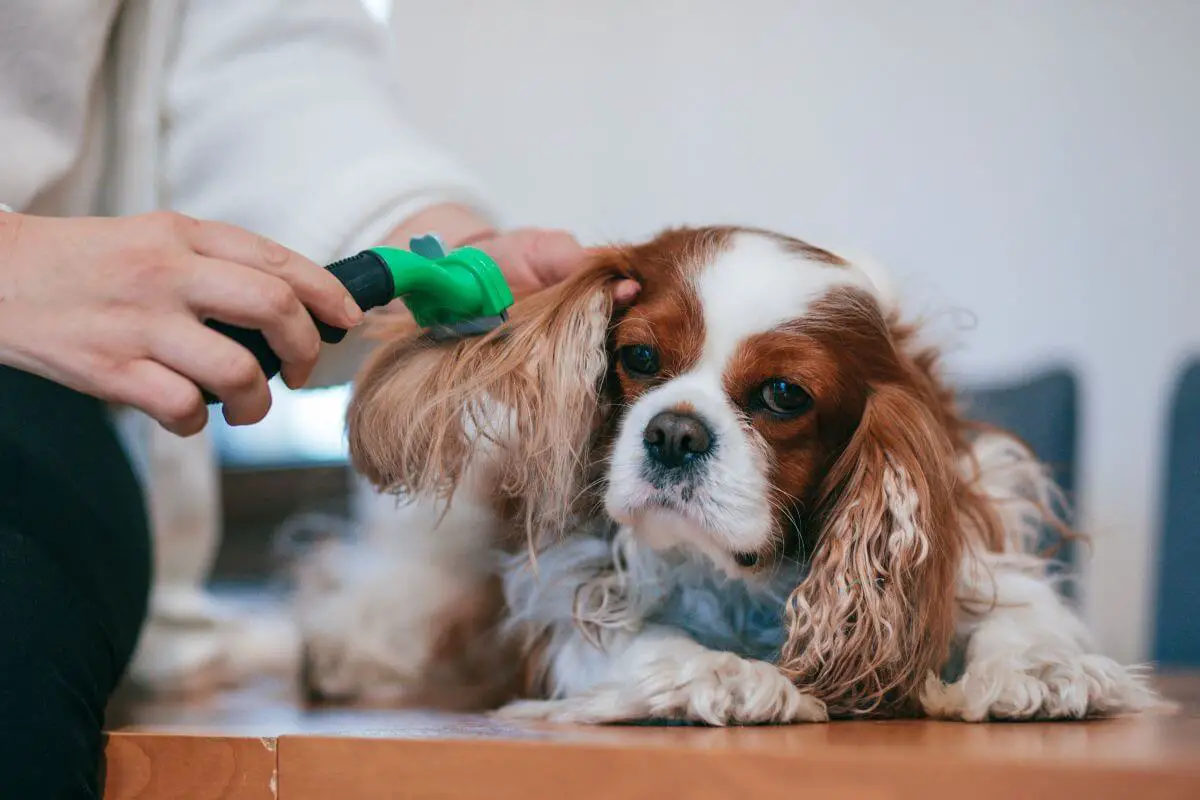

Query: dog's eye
[757,379,813,417]
[618,344,660,378]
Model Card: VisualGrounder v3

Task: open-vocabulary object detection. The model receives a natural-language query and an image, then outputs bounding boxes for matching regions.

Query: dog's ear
[347,253,634,534]
[778,378,963,717]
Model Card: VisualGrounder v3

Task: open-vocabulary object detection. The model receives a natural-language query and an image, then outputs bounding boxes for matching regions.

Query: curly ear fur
[347,259,632,539]
[779,382,963,716]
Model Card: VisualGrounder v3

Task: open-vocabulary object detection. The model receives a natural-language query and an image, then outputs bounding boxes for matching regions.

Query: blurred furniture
[1153,359,1200,667]
[960,367,1080,589]
[207,382,356,581]
[102,674,1200,799]
[112,382,356,696]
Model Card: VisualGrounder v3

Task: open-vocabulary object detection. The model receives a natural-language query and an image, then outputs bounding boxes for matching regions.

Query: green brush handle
[201,244,512,406]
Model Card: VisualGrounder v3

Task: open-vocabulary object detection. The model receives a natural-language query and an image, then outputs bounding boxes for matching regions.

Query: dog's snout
[643,411,713,468]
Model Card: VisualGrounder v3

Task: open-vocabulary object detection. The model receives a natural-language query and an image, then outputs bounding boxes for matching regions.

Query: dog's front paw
[497,653,827,726]
[495,697,607,723]
[920,652,1169,721]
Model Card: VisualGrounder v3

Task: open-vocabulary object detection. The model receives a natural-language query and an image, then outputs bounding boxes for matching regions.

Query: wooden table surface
[104,673,1200,799]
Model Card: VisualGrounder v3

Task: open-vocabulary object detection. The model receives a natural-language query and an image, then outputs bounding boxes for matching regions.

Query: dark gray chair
[1152,359,1200,667]
[959,367,1080,595]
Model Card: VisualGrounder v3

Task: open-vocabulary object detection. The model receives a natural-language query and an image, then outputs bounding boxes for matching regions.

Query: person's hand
[466,228,639,305]
[467,228,590,298]
[0,212,364,435]
[383,204,640,305]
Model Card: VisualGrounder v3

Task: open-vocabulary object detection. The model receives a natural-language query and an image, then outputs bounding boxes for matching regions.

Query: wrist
[381,203,496,252]
[0,211,25,362]
[0,209,25,292]
[0,206,20,252]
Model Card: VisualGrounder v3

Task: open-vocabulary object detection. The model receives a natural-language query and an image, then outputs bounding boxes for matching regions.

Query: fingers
[181,256,320,389]
[511,231,640,303]
[109,360,209,437]
[147,316,273,426]
[523,229,588,286]
[184,218,363,330]
[475,229,589,299]
[476,229,642,304]
[612,279,641,306]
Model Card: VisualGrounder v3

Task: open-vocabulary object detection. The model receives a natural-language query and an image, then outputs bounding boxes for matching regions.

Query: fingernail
[344,296,364,326]
[281,366,302,391]
[614,280,641,305]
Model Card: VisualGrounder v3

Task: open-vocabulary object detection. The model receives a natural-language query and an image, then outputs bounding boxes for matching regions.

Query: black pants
[0,367,152,798]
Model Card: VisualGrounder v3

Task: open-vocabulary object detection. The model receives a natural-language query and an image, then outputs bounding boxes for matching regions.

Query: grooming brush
[202,234,513,405]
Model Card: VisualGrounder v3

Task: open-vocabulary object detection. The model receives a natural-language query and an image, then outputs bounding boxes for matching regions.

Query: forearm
[164,0,497,263]
[378,203,496,252]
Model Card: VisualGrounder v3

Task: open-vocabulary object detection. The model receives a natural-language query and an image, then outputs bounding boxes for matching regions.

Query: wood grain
[103,734,276,800]
[275,716,1200,800]
[106,674,1200,799]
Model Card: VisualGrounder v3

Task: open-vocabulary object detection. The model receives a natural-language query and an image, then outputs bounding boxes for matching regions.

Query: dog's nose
[643,411,713,468]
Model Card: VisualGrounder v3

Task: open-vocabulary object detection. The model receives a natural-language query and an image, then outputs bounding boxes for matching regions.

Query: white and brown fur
[295,226,1166,723]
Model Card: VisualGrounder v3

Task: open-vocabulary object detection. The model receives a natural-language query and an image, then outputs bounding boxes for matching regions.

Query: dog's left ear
[778,375,963,717]
[347,253,635,535]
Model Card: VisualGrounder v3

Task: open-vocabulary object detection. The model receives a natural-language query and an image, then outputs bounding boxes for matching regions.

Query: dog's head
[349,226,1001,715]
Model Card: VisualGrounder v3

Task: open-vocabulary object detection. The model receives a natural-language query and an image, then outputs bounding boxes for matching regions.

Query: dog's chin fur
[610,507,761,580]
[294,226,1170,724]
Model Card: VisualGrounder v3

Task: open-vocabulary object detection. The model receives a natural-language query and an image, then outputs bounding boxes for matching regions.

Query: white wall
[376,0,1200,662]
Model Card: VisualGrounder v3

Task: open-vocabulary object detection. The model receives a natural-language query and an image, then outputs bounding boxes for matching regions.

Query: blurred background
[211,0,1199,667]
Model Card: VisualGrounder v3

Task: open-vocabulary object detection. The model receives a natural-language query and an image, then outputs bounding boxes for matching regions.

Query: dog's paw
[920,652,1170,721]
[497,653,827,726]
[495,697,603,723]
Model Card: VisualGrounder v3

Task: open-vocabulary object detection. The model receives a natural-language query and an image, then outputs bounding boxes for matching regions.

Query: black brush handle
[201,251,395,405]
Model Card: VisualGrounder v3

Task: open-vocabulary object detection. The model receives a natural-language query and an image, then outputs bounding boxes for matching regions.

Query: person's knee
[0,530,119,800]
[0,373,151,800]
[0,639,108,798]
[0,706,104,799]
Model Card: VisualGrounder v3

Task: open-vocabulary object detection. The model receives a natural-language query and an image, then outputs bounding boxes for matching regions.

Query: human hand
[0,212,364,435]
[383,204,640,305]
[465,228,638,305]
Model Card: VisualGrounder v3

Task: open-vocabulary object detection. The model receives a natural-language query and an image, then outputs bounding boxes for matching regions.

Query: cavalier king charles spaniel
[294,226,1165,723]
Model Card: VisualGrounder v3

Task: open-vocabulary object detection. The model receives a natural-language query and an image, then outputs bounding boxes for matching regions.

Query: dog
[295,225,1166,723]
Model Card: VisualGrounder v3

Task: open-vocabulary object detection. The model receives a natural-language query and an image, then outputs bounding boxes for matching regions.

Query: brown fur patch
[607,228,720,398]
[728,225,849,266]
[722,323,870,562]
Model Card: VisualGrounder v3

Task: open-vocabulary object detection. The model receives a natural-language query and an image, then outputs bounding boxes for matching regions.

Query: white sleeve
[161,0,495,262]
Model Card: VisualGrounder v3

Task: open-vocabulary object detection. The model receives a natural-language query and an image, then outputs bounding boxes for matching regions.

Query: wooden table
[104,674,1200,799]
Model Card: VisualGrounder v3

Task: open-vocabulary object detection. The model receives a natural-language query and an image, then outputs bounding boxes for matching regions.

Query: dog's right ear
[347,252,635,531]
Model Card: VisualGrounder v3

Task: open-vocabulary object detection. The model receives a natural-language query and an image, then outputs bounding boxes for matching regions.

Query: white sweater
[0,0,492,263]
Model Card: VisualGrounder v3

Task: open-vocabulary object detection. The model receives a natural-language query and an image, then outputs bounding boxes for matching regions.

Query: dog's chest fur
[517,520,807,664]
[646,551,804,661]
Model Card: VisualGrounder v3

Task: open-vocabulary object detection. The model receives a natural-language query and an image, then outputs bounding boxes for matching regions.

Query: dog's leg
[500,624,826,725]
[921,554,1167,721]
[921,432,1169,720]
[294,486,518,708]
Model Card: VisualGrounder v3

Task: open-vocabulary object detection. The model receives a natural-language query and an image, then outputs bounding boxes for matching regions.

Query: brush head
[369,237,514,340]
[425,313,510,342]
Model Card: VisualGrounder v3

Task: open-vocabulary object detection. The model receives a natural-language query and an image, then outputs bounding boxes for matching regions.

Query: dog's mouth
[732,551,760,568]
[609,488,766,572]
[622,487,702,526]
